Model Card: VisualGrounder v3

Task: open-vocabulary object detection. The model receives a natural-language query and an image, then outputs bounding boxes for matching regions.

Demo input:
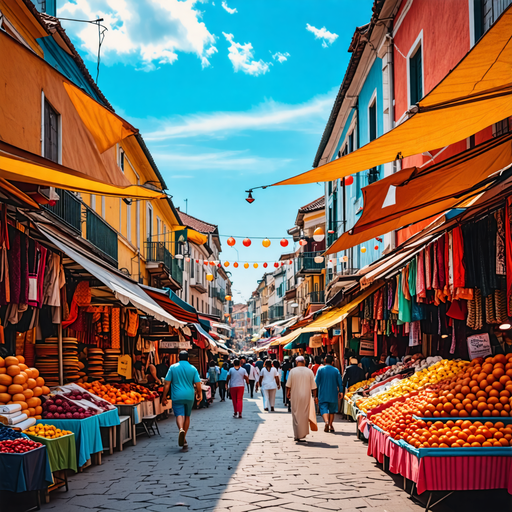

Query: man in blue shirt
[162,351,202,449]
[315,355,343,433]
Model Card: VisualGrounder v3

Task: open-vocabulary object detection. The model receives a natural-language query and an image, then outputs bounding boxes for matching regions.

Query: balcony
[268,304,284,321]
[211,306,222,319]
[145,241,183,290]
[297,251,325,275]
[85,206,118,265]
[308,290,325,304]
[44,189,82,234]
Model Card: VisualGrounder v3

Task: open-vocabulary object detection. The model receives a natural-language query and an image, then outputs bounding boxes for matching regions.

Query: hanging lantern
[342,255,349,262]
[217,263,222,267]
[313,227,325,242]
[289,260,293,265]
[224,261,230,267]
[274,262,279,268]
[195,259,199,263]
[203,260,208,265]
[243,238,251,247]
[225,295,232,301]
[345,176,354,186]
[263,263,268,268]
[374,245,379,251]
[227,237,236,247]
[361,247,367,253]
[224,313,230,317]
[185,257,190,262]
[206,274,214,281]
[314,255,324,264]
[253,263,259,268]
[280,238,289,247]
[281,262,285,266]
[262,238,271,248]
[299,239,307,246]
[244,263,249,269]
[234,262,239,268]
[209,261,215,266]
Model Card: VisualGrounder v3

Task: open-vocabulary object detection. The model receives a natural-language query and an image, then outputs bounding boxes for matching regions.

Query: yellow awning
[300,282,385,332]
[63,82,138,153]
[0,141,166,200]
[275,329,304,347]
[187,229,208,245]
[273,6,512,186]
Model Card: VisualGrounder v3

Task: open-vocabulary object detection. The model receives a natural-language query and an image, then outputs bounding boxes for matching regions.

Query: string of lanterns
[224,227,325,248]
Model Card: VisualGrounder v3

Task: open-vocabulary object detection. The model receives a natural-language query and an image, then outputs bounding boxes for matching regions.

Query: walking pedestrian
[342,357,366,391]
[259,359,280,412]
[241,357,251,392]
[206,360,219,399]
[311,355,323,376]
[315,355,343,433]
[161,351,202,449]
[248,361,260,398]
[281,356,291,405]
[286,356,317,442]
[218,362,229,402]
[255,356,264,371]
[226,359,249,418]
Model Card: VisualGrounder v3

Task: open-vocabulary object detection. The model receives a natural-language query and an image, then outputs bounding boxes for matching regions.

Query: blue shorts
[319,401,338,415]
[172,400,194,417]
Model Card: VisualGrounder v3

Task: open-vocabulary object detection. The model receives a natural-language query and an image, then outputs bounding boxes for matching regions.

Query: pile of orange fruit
[79,382,143,405]
[419,354,512,418]
[402,419,512,448]
[0,356,50,418]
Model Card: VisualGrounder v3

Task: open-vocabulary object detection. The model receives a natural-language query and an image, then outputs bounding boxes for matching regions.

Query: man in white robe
[286,356,317,442]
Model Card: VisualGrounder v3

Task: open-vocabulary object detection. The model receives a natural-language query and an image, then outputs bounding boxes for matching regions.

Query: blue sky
[59,0,374,302]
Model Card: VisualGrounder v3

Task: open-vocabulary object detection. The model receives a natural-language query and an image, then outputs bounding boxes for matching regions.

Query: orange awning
[272,6,512,186]
[326,134,512,253]
[63,82,138,153]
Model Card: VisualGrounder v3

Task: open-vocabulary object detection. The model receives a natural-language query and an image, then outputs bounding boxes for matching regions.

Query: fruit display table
[96,409,120,455]
[0,445,53,493]
[115,403,142,446]
[343,398,358,421]
[25,433,77,474]
[36,415,103,468]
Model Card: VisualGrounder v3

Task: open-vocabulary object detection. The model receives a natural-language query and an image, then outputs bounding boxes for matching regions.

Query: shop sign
[117,355,132,379]
[359,339,374,356]
[467,333,492,360]
[333,329,341,336]
[159,341,192,349]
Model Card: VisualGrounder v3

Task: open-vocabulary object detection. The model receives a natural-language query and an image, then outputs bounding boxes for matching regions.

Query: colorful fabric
[111,308,120,349]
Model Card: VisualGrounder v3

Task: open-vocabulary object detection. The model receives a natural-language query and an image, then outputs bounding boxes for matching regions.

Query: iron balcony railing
[145,241,183,286]
[297,251,325,273]
[268,305,284,320]
[44,189,82,234]
[211,306,222,318]
[85,206,118,265]
[308,290,325,304]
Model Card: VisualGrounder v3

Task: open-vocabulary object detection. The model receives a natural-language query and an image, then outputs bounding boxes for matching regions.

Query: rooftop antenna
[184,199,188,214]
[56,17,108,84]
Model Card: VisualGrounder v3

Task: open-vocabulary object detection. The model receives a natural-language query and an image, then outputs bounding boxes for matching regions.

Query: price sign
[467,333,492,361]
[159,341,192,349]
[359,339,374,356]
[117,355,132,379]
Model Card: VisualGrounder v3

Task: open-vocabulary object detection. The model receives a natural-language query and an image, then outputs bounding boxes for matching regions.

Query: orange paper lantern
[227,237,236,246]
[262,238,271,248]
[233,262,239,268]
[244,263,249,269]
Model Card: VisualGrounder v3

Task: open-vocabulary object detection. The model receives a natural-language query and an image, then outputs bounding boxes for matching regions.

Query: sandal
[324,424,329,432]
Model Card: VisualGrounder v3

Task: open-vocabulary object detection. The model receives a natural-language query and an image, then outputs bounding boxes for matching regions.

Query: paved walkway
[7,389,512,512]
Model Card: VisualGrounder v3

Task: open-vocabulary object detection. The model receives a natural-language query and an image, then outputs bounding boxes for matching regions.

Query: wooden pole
[58,323,63,386]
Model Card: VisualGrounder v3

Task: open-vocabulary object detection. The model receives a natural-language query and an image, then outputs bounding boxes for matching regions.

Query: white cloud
[153,149,292,172]
[222,32,270,76]
[221,1,237,14]
[59,0,217,69]
[272,51,290,63]
[144,92,335,140]
[306,23,338,47]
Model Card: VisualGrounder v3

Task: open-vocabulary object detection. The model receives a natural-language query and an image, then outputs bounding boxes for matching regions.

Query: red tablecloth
[368,425,512,495]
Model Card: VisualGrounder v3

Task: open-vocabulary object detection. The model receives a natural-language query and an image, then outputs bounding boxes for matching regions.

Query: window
[119,147,125,172]
[146,203,153,241]
[157,217,161,241]
[493,118,510,138]
[43,98,59,163]
[409,44,423,105]
[368,99,379,184]
[473,0,512,43]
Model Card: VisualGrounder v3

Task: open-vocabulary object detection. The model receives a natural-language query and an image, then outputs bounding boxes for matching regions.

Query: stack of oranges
[79,382,143,405]
[419,354,512,418]
[403,419,512,448]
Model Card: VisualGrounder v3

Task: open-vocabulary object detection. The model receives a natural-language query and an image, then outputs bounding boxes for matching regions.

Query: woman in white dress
[258,359,280,412]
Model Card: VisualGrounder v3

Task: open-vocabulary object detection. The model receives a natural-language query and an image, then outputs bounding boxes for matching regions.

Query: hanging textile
[126,310,139,337]
[111,308,121,349]
[506,197,512,315]
[496,209,506,275]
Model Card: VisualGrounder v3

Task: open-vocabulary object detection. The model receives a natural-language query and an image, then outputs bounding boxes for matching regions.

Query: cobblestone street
[8,390,510,512]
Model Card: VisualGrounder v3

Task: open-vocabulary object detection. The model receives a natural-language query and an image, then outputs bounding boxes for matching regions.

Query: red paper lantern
[345,176,354,186]
[203,260,208,265]
[195,259,199,263]
[299,239,307,246]
[280,238,289,247]
[281,262,285,266]
[274,263,279,268]
[209,261,215,266]
[227,237,236,247]
[374,245,379,250]
[263,263,268,268]
[289,260,293,265]
[243,238,251,247]
[233,262,239,268]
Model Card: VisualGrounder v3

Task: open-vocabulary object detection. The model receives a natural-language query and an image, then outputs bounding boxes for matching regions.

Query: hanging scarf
[505,197,512,314]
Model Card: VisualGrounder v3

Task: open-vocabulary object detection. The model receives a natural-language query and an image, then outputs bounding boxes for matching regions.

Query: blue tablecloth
[36,415,103,467]
[0,445,53,492]
[97,408,120,428]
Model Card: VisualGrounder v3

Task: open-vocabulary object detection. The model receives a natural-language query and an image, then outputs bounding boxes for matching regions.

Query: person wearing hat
[161,351,202,449]
[342,357,365,394]
[286,355,317,442]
